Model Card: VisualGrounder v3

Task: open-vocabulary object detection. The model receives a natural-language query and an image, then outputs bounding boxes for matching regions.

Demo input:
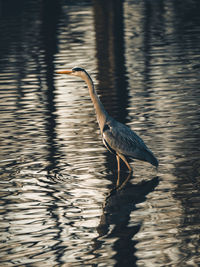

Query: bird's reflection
[89,176,159,266]
[109,171,133,197]
[99,176,159,236]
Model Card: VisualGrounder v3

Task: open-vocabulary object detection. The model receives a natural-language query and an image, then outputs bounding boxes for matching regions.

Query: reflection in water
[95,177,159,266]
[0,0,200,266]
[41,1,62,174]
[93,0,128,123]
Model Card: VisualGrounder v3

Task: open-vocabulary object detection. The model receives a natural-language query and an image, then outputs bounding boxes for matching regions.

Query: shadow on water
[41,0,60,174]
[40,1,68,176]
[143,0,165,87]
[90,176,159,266]
[93,0,128,123]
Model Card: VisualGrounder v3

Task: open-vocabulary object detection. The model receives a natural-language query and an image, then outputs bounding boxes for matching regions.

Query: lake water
[0,0,200,266]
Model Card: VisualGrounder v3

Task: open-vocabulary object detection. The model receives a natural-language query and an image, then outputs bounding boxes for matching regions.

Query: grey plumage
[102,117,158,167]
[56,67,158,173]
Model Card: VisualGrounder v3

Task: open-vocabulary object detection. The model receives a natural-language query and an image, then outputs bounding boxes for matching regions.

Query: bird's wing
[102,119,148,158]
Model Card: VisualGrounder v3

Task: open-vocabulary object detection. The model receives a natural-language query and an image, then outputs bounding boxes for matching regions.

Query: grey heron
[56,67,158,178]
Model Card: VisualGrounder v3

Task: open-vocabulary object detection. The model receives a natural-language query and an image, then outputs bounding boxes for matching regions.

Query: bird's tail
[145,150,159,167]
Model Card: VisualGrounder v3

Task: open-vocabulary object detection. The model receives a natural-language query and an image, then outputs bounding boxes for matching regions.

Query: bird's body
[102,117,158,167]
[56,67,158,174]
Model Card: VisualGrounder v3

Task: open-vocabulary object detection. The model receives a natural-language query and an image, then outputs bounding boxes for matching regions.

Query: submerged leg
[119,154,132,172]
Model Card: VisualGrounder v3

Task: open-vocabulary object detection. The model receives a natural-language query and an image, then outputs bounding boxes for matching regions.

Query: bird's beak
[56,70,73,75]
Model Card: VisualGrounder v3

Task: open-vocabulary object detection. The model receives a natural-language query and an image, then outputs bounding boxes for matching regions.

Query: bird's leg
[116,154,121,172]
[119,154,132,173]
[116,154,121,187]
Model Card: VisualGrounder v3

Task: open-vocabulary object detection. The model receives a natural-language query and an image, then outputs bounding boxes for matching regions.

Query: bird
[56,67,158,178]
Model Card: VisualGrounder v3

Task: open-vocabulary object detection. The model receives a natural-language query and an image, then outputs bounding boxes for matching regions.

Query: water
[0,0,200,266]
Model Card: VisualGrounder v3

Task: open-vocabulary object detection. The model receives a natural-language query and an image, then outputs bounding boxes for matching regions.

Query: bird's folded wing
[103,120,146,156]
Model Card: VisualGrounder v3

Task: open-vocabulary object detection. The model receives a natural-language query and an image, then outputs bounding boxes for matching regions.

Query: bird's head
[56,67,87,78]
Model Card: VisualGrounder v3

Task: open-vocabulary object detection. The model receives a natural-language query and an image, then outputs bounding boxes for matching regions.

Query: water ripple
[0,0,200,266]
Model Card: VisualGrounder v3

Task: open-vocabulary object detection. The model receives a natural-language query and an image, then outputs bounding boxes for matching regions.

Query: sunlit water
[0,0,200,266]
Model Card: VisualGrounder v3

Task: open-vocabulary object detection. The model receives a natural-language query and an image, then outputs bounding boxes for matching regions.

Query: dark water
[0,0,200,266]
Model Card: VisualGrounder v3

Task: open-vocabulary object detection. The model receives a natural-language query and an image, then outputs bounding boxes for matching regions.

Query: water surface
[0,0,200,266]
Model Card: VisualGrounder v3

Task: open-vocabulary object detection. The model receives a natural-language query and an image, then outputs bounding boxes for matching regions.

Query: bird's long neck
[83,72,108,133]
